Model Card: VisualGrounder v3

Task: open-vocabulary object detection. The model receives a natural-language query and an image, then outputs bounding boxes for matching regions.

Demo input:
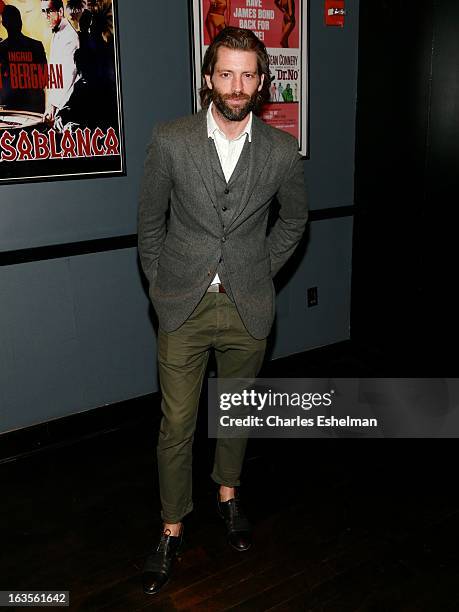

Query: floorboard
[2,342,459,611]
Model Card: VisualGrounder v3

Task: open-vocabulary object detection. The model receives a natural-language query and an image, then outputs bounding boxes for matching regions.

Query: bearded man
[138,26,308,595]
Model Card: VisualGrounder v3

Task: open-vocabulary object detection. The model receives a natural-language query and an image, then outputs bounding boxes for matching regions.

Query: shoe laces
[227,497,249,530]
[231,497,242,515]
[156,528,172,555]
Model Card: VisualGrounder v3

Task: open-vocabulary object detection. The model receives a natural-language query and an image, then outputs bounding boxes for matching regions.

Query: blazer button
[224,188,230,194]
[222,206,227,211]
[221,237,226,243]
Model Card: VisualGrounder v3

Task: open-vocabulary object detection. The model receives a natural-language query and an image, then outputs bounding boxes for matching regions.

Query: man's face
[205,47,264,122]
[41,1,63,30]
[66,5,83,27]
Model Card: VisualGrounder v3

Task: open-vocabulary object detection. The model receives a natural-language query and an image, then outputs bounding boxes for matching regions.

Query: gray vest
[207,136,251,300]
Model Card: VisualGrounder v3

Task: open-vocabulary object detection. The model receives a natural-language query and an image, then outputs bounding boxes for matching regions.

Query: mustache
[223,93,251,101]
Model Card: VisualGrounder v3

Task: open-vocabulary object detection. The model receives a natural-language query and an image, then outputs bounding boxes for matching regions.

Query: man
[41,0,79,121]
[65,0,86,30]
[0,5,47,113]
[278,82,284,101]
[283,83,294,102]
[138,27,308,595]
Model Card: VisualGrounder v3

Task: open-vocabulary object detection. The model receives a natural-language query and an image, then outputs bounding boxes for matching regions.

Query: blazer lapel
[226,115,273,231]
[185,110,218,205]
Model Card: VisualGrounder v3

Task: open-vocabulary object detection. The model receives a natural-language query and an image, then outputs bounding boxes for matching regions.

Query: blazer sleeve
[267,145,308,277]
[138,125,173,285]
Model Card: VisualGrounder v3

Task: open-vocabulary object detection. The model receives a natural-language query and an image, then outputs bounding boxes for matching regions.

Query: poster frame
[0,0,126,186]
[189,0,309,158]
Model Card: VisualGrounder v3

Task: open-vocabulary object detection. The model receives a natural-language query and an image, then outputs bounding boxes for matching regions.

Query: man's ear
[257,74,265,92]
[204,74,213,90]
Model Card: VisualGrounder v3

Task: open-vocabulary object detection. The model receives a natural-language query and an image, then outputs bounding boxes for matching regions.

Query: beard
[211,87,259,122]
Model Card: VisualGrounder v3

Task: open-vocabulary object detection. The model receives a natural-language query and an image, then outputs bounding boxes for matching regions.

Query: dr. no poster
[0,0,125,184]
[191,0,308,156]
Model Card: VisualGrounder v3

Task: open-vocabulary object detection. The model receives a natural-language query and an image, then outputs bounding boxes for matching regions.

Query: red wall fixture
[325,0,346,27]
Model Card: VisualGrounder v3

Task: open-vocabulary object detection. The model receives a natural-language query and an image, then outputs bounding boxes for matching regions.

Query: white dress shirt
[206,102,253,285]
[48,18,80,110]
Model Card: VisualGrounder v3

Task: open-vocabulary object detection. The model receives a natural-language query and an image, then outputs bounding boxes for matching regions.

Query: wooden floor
[2,343,459,611]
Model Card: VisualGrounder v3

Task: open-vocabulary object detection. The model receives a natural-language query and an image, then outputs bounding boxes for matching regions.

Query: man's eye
[220,73,230,78]
[244,74,254,79]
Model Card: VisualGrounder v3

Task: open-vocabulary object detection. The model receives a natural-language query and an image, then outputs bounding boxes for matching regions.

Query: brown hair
[200,27,271,113]
[49,0,64,11]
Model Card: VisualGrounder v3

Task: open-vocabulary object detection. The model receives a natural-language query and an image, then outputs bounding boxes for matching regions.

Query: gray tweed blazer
[138,109,308,339]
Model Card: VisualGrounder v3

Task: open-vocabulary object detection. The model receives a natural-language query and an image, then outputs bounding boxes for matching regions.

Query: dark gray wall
[0,0,359,434]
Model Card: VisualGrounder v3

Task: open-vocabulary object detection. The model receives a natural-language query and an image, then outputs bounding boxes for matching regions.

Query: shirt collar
[53,18,68,34]
[207,102,252,142]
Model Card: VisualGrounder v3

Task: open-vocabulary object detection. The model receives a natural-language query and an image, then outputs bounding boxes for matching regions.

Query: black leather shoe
[217,489,252,552]
[142,525,184,595]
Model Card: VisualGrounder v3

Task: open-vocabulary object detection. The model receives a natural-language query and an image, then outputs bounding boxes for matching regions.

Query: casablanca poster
[191,0,308,156]
[0,0,125,184]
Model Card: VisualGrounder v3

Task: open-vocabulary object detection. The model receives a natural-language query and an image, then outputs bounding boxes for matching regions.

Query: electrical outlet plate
[307,287,318,307]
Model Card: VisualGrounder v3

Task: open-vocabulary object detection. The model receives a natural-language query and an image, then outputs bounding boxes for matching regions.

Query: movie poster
[0,0,125,184]
[191,0,308,156]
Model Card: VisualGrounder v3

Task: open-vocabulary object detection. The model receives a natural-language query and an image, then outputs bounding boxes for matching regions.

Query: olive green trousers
[156,291,267,524]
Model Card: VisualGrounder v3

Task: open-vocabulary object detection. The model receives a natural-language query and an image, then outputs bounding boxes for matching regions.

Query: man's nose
[232,75,243,92]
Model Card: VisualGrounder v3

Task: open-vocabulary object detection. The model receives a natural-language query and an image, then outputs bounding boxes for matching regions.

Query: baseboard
[0,393,160,465]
